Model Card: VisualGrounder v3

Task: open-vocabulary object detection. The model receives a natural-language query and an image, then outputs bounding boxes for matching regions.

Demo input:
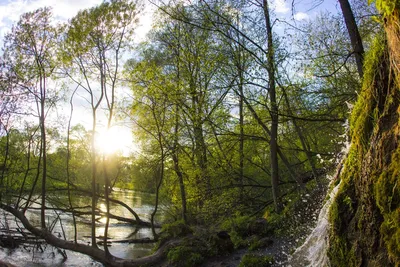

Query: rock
[209,232,234,255]
[0,261,16,267]
[247,218,269,236]
[217,231,230,240]
[258,237,274,248]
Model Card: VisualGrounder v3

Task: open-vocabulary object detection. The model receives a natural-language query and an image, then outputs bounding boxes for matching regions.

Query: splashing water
[288,178,341,267]
[287,120,349,267]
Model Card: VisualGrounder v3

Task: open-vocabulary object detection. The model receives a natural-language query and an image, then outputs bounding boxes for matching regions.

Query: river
[0,189,165,266]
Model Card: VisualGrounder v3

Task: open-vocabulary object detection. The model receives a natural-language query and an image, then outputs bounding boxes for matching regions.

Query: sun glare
[96,127,133,156]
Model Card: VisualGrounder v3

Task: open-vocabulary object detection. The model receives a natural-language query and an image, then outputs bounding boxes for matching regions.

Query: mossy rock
[166,236,208,267]
[161,220,193,238]
[220,215,252,249]
[167,245,204,267]
[157,220,192,244]
[239,253,274,267]
[207,231,234,256]
[221,215,252,237]
[247,218,270,236]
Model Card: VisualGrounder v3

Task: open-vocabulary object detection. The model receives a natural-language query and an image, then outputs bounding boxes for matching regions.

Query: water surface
[0,189,164,266]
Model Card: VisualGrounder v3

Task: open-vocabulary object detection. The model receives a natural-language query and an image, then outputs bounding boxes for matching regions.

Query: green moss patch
[239,253,274,267]
[328,22,400,266]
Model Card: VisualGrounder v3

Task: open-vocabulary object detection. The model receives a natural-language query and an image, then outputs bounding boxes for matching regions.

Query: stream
[0,189,165,266]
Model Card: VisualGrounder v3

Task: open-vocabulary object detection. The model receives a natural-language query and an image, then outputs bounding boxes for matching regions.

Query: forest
[0,0,398,266]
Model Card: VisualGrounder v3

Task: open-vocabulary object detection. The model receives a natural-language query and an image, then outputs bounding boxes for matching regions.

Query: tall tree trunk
[40,73,47,229]
[102,154,111,256]
[151,131,164,240]
[0,125,10,203]
[238,76,245,194]
[67,88,78,243]
[173,30,187,223]
[263,0,282,212]
[91,112,98,248]
[173,107,187,224]
[234,11,245,196]
[17,131,33,208]
[191,84,209,202]
[338,0,365,78]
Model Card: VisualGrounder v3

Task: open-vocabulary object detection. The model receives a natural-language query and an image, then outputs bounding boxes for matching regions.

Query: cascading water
[288,128,349,267]
[288,178,341,267]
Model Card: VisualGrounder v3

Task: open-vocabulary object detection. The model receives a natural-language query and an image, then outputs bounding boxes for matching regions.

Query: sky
[0,0,339,38]
[0,0,155,155]
[0,0,338,155]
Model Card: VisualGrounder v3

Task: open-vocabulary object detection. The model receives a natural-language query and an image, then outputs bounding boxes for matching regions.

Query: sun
[95,126,133,156]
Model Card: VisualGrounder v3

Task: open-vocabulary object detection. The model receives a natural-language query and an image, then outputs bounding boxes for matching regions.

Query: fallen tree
[0,203,179,267]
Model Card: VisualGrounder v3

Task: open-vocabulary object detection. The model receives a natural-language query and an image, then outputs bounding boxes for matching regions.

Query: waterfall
[287,120,349,267]
[287,178,341,267]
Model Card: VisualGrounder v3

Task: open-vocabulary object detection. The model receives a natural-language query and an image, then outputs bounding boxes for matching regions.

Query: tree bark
[338,0,365,78]
[263,0,282,212]
[39,71,47,229]
[173,107,187,224]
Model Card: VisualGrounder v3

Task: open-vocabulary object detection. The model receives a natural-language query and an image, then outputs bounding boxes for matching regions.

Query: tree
[62,0,137,250]
[3,7,58,228]
[338,0,365,78]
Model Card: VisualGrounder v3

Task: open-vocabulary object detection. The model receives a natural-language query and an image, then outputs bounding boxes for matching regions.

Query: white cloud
[0,0,153,45]
[0,0,103,38]
[273,0,289,14]
[294,12,309,21]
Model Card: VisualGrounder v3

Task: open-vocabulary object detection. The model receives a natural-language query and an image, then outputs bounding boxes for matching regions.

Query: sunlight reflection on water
[0,189,165,266]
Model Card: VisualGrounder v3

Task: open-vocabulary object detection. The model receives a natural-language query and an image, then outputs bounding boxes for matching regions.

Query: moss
[374,147,400,262]
[207,232,234,256]
[248,237,273,251]
[348,33,386,150]
[221,215,251,237]
[370,0,400,18]
[328,15,400,266]
[161,220,193,238]
[238,253,274,267]
[220,215,252,248]
[155,220,193,251]
[166,235,209,266]
[167,246,204,267]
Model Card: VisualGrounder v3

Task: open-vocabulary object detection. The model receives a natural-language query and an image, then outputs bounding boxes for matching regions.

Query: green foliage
[220,215,252,248]
[167,245,204,267]
[239,253,274,267]
[369,0,399,18]
[160,220,193,240]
